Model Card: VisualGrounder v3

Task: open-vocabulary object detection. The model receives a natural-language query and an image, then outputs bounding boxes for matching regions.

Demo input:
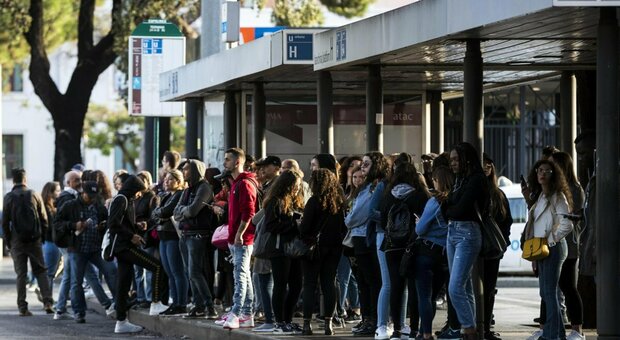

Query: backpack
[385,193,414,250]
[235,178,264,211]
[11,190,42,243]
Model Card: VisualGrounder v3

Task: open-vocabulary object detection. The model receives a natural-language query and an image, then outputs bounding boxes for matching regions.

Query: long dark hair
[386,162,430,199]
[527,159,573,210]
[550,151,580,187]
[451,142,484,177]
[483,155,508,219]
[339,155,362,188]
[41,181,60,214]
[262,170,304,215]
[363,151,389,187]
[432,166,454,195]
[311,169,344,215]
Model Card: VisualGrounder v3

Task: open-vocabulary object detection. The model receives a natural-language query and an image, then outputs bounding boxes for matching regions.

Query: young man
[173,159,219,319]
[217,148,258,329]
[54,181,116,323]
[2,168,54,316]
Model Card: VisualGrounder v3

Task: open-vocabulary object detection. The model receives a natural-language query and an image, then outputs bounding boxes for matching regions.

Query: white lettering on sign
[289,45,297,59]
[149,25,166,33]
[392,113,416,121]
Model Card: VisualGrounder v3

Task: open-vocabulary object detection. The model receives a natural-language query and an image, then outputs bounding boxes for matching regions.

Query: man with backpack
[173,159,219,319]
[2,168,54,316]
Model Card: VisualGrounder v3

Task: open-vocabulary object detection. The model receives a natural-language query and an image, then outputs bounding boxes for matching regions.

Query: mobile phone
[520,174,527,188]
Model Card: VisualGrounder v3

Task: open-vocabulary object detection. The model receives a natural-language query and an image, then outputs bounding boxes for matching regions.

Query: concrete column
[596,8,620,339]
[185,100,202,159]
[144,117,155,173]
[560,71,577,168]
[366,65,383,152]
[427,90,444,153]
[463,40,484,155]
[224,90,238,150]
[201,0,223,58]
[318,71,334,154]
[253,83,266,159]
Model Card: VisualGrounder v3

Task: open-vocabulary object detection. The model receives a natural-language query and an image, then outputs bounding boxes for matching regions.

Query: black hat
[255,155,281,167]
[83,181,98,197]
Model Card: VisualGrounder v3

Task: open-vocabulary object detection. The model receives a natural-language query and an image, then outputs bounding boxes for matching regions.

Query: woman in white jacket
[524,159,573,340]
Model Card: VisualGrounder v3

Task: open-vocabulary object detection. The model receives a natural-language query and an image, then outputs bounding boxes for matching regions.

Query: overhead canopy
[161,0,599,101]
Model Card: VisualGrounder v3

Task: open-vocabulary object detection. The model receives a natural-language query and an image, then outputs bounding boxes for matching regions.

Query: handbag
[284,215,328,259]
[475,202,508,260]
[211,224,229,250]
[101,228,117,262]
[252,217,281,259]
[522,237,549,261]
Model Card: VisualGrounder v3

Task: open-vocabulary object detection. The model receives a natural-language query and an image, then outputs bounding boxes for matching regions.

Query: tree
[84,104,186,172]
[256,0,373,26]
[2,0,199,181]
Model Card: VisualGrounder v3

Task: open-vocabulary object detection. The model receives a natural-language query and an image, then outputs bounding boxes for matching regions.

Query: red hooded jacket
[227,172,258,245]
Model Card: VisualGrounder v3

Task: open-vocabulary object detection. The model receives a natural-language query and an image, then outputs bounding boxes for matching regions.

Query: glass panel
[508,197,528,223]
[3,135,24,179]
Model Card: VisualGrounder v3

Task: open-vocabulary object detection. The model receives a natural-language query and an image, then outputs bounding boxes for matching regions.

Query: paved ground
[0,255,599,339]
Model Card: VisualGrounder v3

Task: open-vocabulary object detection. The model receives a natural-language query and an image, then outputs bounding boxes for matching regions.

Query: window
[508,197,528,223]
[3,135,24,179]
[2,64,24,93]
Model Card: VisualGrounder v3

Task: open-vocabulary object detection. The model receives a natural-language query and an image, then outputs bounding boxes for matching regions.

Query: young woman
[262,170,305,334]
[543,151,584,340]
[109,175,169,333]
[344,151,387,337]
[152,170,188,315]
[41,181,62,295]
[379,162,430,339]
[413,166,454,340]
[523,159,573,340]
[339,156,362,196]
[482,155,513,340]
[299,169,346,335]
[440,142,489,340]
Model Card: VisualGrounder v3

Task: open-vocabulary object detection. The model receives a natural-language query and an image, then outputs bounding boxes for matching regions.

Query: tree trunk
[52,108,86,182]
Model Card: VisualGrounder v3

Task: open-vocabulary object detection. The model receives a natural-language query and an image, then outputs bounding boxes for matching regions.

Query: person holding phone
[261,170,305,334]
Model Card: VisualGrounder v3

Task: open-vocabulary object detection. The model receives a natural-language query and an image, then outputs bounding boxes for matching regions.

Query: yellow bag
[522,237,549,261]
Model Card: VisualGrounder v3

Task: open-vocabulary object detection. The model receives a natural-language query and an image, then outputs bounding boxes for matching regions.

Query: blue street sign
[286,33,313,61]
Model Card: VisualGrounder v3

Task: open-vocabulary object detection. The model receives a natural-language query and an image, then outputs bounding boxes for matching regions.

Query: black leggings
[483,258,500,332]
[270,256,303,323]
[302,247,342,320]
[115,247,168,321]
[540,258,583,325]
[352,237,381,324]
[386,249,419,332]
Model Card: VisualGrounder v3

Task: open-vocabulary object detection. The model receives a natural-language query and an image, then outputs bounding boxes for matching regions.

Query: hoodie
[108,175,145,252]
[173,159,216,234]
[378,182,429,248]
[227,171,258,245]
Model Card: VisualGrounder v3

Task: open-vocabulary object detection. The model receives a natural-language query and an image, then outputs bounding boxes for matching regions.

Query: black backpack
[11,190,42,243]
[385,194,414,250]
[235,178,264,211]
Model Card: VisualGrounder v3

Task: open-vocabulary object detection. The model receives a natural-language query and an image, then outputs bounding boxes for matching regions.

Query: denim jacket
[415,197,448,247]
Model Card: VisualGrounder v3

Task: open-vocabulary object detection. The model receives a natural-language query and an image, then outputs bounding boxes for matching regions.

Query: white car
[498,183,532,274]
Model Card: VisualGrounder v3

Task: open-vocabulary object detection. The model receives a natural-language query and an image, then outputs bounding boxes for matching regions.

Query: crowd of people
[1,143,587,340]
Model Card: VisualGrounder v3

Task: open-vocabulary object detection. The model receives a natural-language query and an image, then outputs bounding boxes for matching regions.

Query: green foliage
[255,0,372,26]
[84,104,142,171]
[0,0,78,68]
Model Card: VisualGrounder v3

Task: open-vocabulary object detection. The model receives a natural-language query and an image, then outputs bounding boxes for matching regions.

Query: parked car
[498,183,532,274]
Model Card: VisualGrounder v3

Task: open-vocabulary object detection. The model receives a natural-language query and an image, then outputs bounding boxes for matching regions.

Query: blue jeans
[337,255,360,311]
[69,251,118,317]
[42,241,61,294]
[376,232,392,327]
[539,240,568,340]
[160,239,188,307]
[180,236,214,309]
[446,221,482,329]
[230,244,254,316]
[257,272,274,323]
[414,242,447,335]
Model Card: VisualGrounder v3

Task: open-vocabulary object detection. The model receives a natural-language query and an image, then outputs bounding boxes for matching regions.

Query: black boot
[302,319,313,335]
[325,318,334,335]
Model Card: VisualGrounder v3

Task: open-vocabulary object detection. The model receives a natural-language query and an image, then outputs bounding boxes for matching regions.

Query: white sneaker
[149,302,168,316]
[215,312,232,326]
[53,312,73,320]
[223,314,240,329]
[526,329,544,340]
[239,314,254,328]
[401,325,411,339]
[115,319,143,333]
[375,325,390,340]
[567,330,586,340]
[106,303,116,319]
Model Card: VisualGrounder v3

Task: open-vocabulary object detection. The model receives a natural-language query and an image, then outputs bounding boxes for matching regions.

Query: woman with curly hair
[345,151,389,337]
[524,159,574,340]
[298,169,347,335]
[262,170,305,334]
